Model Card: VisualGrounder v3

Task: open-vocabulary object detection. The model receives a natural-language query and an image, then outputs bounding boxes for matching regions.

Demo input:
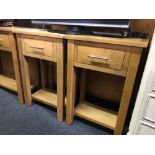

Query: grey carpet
[0,88,110,135]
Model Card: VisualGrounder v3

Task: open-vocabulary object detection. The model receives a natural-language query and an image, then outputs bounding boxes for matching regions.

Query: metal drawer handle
[142,121,155,129]
[88,55,108,60]
[143,117,155,123]
[150,94,155,98]
[30,46,43,50]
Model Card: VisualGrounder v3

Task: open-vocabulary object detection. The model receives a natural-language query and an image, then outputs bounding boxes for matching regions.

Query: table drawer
[0,33,11,51]
[75,42,130,71]
[22,36,56,59]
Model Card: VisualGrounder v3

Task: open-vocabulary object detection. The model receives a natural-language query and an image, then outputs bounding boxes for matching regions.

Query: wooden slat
[75,101,118,130]
[40,60,46,88]
[80,69,87,101]
[32,88,57,108]
[74,62,127,77]
[23,52,56,62]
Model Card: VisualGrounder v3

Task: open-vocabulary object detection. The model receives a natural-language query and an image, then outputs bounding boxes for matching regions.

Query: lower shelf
[0,75,17,92]
[0,75,35,93]
[75,101,118,130]
[32,88,57,108]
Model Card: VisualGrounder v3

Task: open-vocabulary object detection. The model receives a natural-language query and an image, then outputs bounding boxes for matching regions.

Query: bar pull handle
[30,46,43,50]
[88,55,108,60]
[141,121,155,129]
[143,117,155,124]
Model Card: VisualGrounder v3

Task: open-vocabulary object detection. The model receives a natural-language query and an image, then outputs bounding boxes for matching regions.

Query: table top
[0,26,149,48]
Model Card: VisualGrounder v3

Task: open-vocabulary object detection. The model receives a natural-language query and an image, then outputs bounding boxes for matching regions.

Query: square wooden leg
[66,40,77,124]
[9,33,24,104]
[57,39,65,121]
[16,34,32,105]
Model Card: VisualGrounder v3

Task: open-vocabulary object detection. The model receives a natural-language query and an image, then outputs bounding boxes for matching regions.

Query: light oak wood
[9,33,24,103]
[76,45,128,71]
[0,26,149,47]
[21,35,56,60]
[66,40,77,124]
[56,39,65,121]
[0,75,36,94]
[65,34,149,48]
[32,88,57,108]
[17,32,65,121]
[0,74,34,93]
[0,31,24,103]
[66,35,149,134]
[114,47,142,134]
[0,26,149,108]
[75,101,118,130]
[74,62,127,77]
[0,75,17,92]
[74,41,131,72]
[0,32,11,52]
[0,26,149,134]
[17,34,32,105]
[0,27,64,38]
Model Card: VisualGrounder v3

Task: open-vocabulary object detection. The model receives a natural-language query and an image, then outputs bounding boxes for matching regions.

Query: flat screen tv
[31,19,130,29]
[31,19,130,37]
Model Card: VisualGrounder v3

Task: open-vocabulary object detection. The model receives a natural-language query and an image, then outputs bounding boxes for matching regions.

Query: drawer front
[22,36,55,59]
[138,121,155,135]
[0,33,11,50]
[143,94,155,122]
[76,42,128,71]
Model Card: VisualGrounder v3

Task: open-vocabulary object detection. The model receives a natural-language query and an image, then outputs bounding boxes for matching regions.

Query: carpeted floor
[0,88,111,135]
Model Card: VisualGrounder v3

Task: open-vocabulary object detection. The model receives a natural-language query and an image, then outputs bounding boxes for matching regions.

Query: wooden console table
[0,27,150,133]
[65,34,149,134]
[0,28,24,103]
[15,29,65,121]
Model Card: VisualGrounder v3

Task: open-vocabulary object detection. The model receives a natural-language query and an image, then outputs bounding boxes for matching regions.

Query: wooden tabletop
[0,27,64,38]
[0,26,149,47]
[64,34,149,48]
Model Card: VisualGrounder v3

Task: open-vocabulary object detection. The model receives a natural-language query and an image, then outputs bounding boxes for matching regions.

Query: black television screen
[31,19,130,29]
